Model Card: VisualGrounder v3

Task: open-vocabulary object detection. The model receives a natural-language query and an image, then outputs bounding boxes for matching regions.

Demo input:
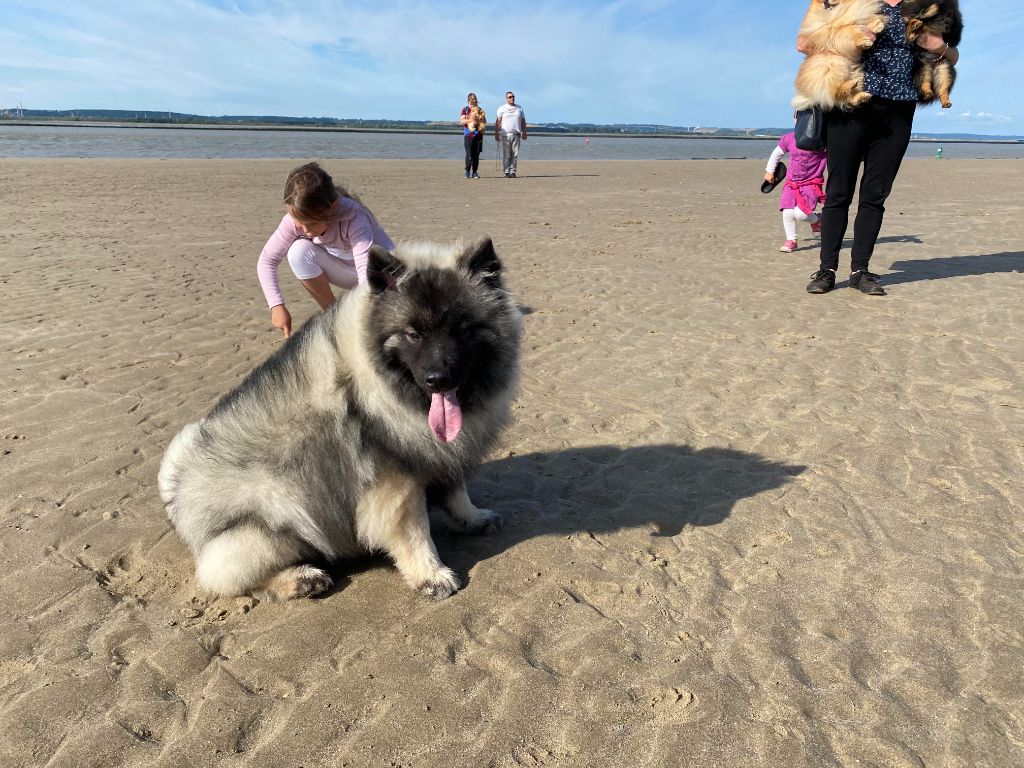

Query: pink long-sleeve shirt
[256,196,394,308]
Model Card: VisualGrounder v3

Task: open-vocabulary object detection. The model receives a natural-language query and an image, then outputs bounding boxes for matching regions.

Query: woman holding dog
[801,0,959,296]
[460,93,486,179]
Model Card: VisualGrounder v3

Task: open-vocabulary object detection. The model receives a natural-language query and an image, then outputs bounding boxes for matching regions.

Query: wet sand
[1,158,1022,767]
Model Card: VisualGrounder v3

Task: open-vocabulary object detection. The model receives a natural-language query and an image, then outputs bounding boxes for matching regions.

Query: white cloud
[957,111,1015,124]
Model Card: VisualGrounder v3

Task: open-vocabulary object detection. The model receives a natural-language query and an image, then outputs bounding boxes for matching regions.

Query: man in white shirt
[494,91,527,178]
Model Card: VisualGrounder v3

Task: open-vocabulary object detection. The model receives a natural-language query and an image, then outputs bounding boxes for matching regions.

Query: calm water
[2,124,1023,160]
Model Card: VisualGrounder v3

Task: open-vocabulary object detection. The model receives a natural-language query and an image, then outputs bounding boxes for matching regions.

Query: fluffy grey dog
[158,238,521,600]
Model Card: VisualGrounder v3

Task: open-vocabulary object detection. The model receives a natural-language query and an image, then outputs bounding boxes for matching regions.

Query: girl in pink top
[257,162,395,337]
[765,125,828,254]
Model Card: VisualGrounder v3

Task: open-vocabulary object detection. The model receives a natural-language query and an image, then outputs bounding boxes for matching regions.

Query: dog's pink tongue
[428,389,463,443]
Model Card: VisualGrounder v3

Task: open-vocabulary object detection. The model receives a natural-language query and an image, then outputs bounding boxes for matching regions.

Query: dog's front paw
[437,503,505,535]
[456,507,504,535]
[868,16,886,34]
[474,508,504,535]
[416,567,461,600]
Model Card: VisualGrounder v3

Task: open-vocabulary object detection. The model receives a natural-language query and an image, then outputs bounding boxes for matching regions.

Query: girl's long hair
[283,162,361,220]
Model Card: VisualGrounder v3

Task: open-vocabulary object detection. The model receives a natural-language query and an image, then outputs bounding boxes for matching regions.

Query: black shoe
[850,270,886,295]
[504,172,510,178]
[806,269,836,294]
[464,171,470,179]
[510,172,516,178]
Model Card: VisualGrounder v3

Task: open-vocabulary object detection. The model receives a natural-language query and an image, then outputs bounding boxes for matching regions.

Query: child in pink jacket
[257,162,394,337]
[765,129,827,253]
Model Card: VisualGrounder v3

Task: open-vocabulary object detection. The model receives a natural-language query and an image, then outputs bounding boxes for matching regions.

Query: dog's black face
[365,240,518,435]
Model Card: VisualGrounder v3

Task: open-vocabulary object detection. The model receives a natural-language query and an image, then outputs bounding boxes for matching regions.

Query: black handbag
[794,107,827,151]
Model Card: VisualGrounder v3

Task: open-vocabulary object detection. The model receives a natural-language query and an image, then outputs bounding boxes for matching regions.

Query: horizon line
[2,110,1022,142]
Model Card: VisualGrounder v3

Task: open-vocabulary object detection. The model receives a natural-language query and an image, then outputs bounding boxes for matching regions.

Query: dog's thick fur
[158,238,521,601]
[902,0,962,108]
[793,0,887,111]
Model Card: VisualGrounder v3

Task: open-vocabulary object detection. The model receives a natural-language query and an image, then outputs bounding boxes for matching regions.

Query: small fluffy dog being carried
[902,0,963,108]
[158,238,522,601]
[792,0,887,111]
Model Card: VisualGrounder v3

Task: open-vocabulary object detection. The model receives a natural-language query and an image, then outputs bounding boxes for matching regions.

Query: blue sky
[2,0,1022,135]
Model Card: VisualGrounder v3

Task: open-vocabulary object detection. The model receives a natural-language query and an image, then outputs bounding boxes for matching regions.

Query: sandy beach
[1,157,1021,767]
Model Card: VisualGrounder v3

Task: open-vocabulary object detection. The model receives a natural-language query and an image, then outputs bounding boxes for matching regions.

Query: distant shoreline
[2,119,1021,145]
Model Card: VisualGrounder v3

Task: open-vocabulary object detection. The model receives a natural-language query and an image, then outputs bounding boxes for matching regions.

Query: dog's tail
[792,93,814,111]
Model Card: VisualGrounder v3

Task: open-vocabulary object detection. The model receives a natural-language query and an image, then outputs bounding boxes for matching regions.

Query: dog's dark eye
[403,328,421,343]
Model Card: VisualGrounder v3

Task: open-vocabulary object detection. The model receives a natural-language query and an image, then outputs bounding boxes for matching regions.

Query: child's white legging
[286,239,359,290]
[783,208,819,241]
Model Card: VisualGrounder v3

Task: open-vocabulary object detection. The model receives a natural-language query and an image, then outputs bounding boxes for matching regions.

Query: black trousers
[464,133,483,173]
[818,99,916,273]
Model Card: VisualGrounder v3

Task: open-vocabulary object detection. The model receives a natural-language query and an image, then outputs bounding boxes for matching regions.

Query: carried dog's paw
[868,16,886,34]
[417,567,461,600]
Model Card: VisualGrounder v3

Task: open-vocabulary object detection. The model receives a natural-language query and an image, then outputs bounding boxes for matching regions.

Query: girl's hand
[764,172,775,184]
[271,304,292,338]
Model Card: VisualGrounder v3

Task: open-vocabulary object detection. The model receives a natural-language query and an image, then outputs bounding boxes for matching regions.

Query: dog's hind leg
[934,61,955,108]
[357,472,461,600]
[429,483,503,535]
[916,63,936,103]
[263,564,335,600]
[839,74,872,108]
[195,524,332,599]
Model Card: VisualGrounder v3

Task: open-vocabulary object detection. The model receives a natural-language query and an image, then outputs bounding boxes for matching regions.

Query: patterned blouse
[862,2,918,101]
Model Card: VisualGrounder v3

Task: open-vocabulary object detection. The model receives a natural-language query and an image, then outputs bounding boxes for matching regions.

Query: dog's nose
[424,371,454,392]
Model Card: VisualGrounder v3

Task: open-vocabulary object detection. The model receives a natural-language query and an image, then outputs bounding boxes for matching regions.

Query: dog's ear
[367,245,406,294]
[459,237,504,290]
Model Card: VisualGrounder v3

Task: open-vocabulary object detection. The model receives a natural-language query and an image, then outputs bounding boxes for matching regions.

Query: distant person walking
[495,91,527,178]
[460,92,486,179]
